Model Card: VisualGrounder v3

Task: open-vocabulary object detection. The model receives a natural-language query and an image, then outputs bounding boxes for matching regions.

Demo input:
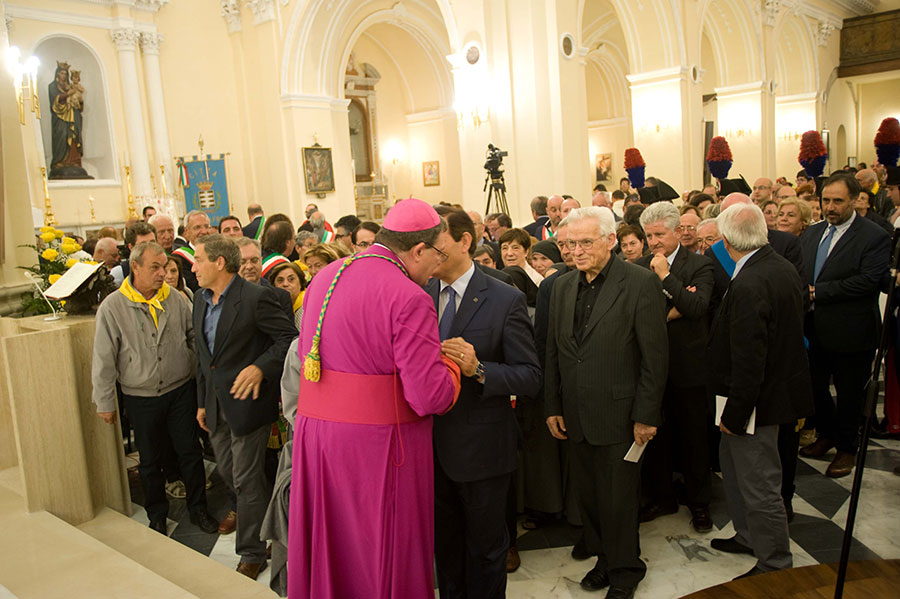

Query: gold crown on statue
[56,61,70,70]
[196,180,213,191]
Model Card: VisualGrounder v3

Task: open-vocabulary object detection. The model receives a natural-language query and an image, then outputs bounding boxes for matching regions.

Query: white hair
[149,213,173,227]
[697,218,718,231]
[183,209,208,229]
[639,201,680,231]
[563,206,616,237]
[718,203,768,251]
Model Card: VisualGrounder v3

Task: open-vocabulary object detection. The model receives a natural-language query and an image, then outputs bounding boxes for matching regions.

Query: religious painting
[302,146,336,194]
[423,161,440,187]
[595,153,612,182]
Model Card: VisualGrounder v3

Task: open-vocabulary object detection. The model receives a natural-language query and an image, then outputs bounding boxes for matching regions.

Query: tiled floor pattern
[129,436,900,598]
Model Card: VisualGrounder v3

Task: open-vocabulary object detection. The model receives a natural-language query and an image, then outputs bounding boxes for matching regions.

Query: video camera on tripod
[483,144,509,215]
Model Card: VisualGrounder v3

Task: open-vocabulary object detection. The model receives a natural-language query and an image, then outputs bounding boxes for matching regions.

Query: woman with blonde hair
[302,243,342,278]
[775,198,813,237]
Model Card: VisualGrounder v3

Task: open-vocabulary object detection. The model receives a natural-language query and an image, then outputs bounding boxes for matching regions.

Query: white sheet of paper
[44,262,101,300]
[715,395,756,435]
[623,441,648,463]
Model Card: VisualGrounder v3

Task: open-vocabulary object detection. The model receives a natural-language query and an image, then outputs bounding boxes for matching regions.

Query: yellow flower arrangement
[40,231,55,243]
[39,226,54,234]
[41,248,59,261]
[54,229,64,239]
[48,274,61,284]
[60,238,82,254]
[65,258,78,268]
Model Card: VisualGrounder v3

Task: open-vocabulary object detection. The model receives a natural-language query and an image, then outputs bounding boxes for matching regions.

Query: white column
[139,32,173,193]
[111,28,152,197]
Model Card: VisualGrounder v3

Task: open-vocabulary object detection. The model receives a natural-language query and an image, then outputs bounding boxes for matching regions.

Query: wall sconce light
[7,46,40,125]
[453,65,491,130]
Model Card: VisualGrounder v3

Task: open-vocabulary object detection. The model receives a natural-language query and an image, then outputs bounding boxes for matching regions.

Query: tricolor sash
[261,252,290,278]
[539,224,555,240]
[320,229,335,243]
[172,245,196,266]
[253,215,266,240]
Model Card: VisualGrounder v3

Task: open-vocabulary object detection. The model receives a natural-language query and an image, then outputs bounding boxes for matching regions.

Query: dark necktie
[814,225,837,282]
[439,286,456,341]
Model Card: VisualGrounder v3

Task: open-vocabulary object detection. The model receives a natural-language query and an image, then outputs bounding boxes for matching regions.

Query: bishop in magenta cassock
[287,199,461,599]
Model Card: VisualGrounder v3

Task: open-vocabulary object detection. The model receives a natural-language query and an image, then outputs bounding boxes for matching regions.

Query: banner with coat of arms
[176,154,230,226]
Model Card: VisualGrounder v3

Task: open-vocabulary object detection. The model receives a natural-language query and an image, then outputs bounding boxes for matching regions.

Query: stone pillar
[139,32,173,193]
[715,81,775,181]
[110,28,152,197]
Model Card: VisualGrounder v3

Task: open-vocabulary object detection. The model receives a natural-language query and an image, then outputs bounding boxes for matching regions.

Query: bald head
[93,237,120,268]
[547,195,564,227]
[775,186,797,201]
[856,169,877,191]
[591,192,610,208]
[467,210,485,241]
[751,178,773,203]
[722,192,752,209]
[561,198,581,218]
[247,203,263,218]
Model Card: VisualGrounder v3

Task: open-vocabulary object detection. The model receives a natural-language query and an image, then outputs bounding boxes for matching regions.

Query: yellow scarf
[119,277,171,329]
[293,290,305,313]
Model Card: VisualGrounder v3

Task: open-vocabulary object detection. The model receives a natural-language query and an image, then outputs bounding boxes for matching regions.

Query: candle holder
[39,167,57,225]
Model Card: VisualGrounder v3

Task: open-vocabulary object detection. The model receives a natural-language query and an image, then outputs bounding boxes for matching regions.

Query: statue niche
[48,61,92,179]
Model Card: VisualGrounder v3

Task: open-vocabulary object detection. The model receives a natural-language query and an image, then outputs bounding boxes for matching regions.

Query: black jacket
[707,246,813,432]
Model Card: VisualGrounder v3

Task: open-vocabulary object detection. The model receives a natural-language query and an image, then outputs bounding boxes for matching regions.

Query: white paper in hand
[624,441,648,463]
[715,395,756,435]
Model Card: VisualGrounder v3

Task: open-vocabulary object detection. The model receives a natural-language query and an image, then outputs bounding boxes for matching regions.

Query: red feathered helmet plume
[624,148,646,188]
[798,131,828,178]
[874,117,900,167]
[706,137,733,180]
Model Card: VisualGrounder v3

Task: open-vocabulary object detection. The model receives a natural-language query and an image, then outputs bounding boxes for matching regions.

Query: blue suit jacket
[426,264,541,482]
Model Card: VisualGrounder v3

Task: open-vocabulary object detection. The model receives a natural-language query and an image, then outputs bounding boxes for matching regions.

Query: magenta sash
[298,368,424,425]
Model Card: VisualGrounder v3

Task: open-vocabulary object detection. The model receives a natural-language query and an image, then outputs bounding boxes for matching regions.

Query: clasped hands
[441,337,479,378]
[546,416,657,446]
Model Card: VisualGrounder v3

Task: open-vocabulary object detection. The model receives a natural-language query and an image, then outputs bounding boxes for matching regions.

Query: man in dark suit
[635,202,715,533]
[545,206,668,599]
[799,173,891,477]
[191,234,297,580]
[242,203,265,240]
[707,203,813,578]
[172,210,212,292]
[523,195,550,238]
[427,211,541,598]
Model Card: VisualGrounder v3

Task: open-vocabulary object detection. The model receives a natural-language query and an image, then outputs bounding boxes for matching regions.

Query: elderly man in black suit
[191,234,297,580]
[635,202,715,533]
[799,173,891,477]
[426,211,541,598]
[545,206,668,599]
[707,203,813,579]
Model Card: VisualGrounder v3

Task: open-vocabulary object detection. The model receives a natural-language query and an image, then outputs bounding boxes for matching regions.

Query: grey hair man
[92,241,217,537]
[544,206,667,596]
[696,218,721,254]
[93,237,120,269]
[707,203,813,578]
[173,210,211,292]
[636,201,715,532]
[149,213,176,252]
[111,221,157,287]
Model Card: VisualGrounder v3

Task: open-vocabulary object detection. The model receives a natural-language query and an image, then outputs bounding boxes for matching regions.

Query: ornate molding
[246,0,275,24]
[221,0,242,33]
[134,0,170,11]
[764,0,782,27]
[139,31,163,54]
[816,21,836,47]
[110,28,140,51]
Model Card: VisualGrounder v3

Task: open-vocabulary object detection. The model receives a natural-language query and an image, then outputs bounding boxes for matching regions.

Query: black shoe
[784,500,795,523]
[571,538,592,561]
[149,520,167,535]
[639,502,678,523]
[190,511,219,534]
[579,567,610,591]
[689,506,713,533]
[711,536,754,555]
[733,566,765,580]
[605,585,636,599]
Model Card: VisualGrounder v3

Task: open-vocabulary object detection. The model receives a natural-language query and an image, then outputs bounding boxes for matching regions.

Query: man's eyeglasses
[562,238,601,250]
[699,236,719,246]
[355,241,373,249]
[425,243,449,262]
[681,225,697,232]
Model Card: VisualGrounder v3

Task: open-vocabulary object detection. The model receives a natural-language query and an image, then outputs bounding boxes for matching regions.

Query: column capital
[247,0,275,25]
[815,21,837,47]
[111,28,140,52]
[221,0,242,33]
[140,32,164,55]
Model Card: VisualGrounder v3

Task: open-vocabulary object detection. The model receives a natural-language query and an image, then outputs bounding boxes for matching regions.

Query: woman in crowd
[760,199,779,229]
[530,240,562,278]
[302,243,342,278]
[797,183,821,222]
[164,255,192,302]
[775,198,812,237]
[267,262,307,330]
[499,228,541,308]
[616,224,647,263]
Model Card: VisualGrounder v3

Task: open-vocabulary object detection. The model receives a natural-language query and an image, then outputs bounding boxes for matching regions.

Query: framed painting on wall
[595,153,612,182]
[302,145,336,194]
[423,161,440,186]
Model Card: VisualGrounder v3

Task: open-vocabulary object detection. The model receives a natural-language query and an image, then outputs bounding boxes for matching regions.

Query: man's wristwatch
[474,361,486,380]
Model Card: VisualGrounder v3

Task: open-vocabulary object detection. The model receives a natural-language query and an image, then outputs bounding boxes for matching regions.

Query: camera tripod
[484,171,509,216]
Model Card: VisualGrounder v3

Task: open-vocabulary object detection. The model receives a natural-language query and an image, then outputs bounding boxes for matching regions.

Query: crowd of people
[86,159,900,599]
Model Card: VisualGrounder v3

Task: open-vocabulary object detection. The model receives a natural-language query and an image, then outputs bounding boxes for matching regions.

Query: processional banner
[176,154,230,226]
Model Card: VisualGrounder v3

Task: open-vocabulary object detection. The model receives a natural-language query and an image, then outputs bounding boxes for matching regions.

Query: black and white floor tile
[128,437,900,598]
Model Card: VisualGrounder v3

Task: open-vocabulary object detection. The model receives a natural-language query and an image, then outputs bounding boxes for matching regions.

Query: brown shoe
[799,437,834,458]
[236,560,267,580]
[798,429,816,447]
[826,451,855,478]
[218,510,237,534]
[506,547,521,573]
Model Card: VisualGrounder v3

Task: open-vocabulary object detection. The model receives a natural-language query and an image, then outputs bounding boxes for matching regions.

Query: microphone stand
[833,227,900,598]
[24,271,61,321]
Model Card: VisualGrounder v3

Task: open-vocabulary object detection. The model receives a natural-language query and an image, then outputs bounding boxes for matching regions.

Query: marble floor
[128,435,900,598]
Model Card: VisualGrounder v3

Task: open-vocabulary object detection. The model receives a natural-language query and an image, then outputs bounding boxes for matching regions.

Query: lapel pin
[473,297,478,302]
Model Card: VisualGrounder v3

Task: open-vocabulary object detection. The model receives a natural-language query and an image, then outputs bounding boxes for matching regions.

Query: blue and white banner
[177,154,230,226]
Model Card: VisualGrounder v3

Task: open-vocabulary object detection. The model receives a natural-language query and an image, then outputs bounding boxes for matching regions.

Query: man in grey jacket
[92,241,217,536]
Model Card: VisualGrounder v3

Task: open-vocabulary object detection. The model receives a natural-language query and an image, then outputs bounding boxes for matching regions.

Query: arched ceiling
[581,0,630,121]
